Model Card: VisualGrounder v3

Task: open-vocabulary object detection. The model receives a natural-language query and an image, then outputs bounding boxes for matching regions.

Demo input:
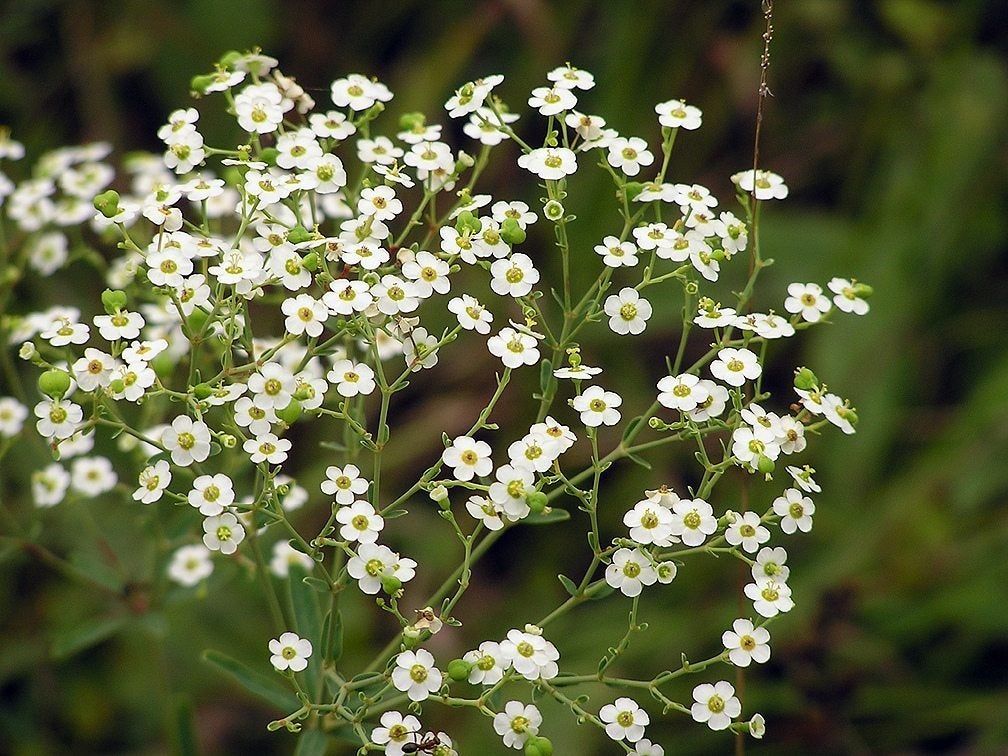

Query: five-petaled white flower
[691,681,742,730]
[391,649,442,701]
[600,697,650,742]
[269,631,313,672]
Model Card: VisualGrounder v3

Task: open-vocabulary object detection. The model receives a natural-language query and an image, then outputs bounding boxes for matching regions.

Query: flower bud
[793,367,818,391]
[380,574,402,595]
[287,225,313,245]
[456,150,475,169]
[301,252,319,272]
[525,491,548,514]
[101,288,128,315]
[19,342,37,361]
[500,218,526,245]
[429,485,449,509]
[757,455,775,475]
[193,383,213,400]
[277,399,302,425]
[446,658,472,682]
[454,211,481,236]
[398,112,426,131]
[38,369,72,399]
[543,200,564,222]
[853,283,873,298]
[524,736,554,756]
[93,190,121,219]
[108,378,125,394]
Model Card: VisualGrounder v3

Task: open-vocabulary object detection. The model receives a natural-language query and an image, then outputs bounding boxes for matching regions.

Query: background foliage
[1,1,1007,753]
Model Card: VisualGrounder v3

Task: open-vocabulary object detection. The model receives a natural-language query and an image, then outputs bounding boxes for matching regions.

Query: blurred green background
[2,0,1007,753]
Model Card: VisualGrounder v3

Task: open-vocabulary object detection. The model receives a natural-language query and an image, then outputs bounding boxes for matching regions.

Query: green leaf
[293,728,328,756]
[557,574,578,596]
[51,614,128,660]
[523,508,571,526]
[539,358,554,395]
[171,695,199,756]
[201,650,299,711]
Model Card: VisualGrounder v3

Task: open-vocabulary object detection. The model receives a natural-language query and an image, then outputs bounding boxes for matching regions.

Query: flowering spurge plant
[0,49,875,753]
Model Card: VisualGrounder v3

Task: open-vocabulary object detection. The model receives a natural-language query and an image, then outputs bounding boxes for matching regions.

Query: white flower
[490,253,540,298]
[373,275,419,315]
[745,578,795,617]
[442,436,493,481]
[688,380,729,422]
[657,373,710,412]
[93,309,145,341]
[710,347,762,387]
[167,544,213,586]
[599,697,649,742]
[34,399,82,440]
[402,250,451,298]
[235,83,288,133]
[507,431,560,473]
[487,327,540,369]
[605,547,657,597]
[749,713,767,739]
[731,169,788,200]
[133,460,171,504]
[786,465,821,494]
[632,738,666,755]
[548,64,595,90]
[269,540,315,578]
[828,277,870,314]
[403,327,440,372]
[694,302,737,328]
[528,85,577,115]
[822,393,857,434]
[202,512,246,555]
[347,542,416,594]
[595,236,639,268]
[669,498,717,547]
[282,294,328,338]
[465,495,506,530]
[690,681,741,731]
[493,701,542,749]
[732,426,781,466]
[327,359,376,397]
[162,415,212,466]
[323,278,373,315]
[445,74,503,117]
[500,628,559,680]
[371,711,422,756]
[463,641,511,685]
[784,282,831,323]
[722,618,771,667]
[269,631,313,672]
[71,349,114,392]
[336,500,384,543]
[321,464,369,504]
[773,487,815,533]
[753,546,790,583]
[0,397,27,437]
[243,433,292,465]
[358,185,402,221]
[623,496,676,546]
[248,361,295,410]
[517,147,577,180]
[607,137,654,176]
[188,473,235,516]
[448,294,493,333]
[41,317,89,347]
[391,649,442,702]
[488,464,535,520]
[724,511,771,553]
[572,385,622,427]
[70,456,117,497]
[655,99,702,130]
[331,74,392,112]
[604,287,652,335]
[32,463,70,507]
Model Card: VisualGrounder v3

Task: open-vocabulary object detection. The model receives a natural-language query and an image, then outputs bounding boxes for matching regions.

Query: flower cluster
[0,50,872,751]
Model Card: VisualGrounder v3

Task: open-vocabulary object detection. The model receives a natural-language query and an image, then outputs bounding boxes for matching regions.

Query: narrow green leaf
[524,508,571,526]
[557,574,578,597]
[171,695,199,756]
[201,650,299,711]
[51,615,127,660]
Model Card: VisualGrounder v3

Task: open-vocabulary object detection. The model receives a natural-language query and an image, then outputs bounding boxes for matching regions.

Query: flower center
[177,432,196,450]
[216,525,232,541]
[616,710,635,727]
[511,715,530,733]
[789,502,804,518]
[365,558,384,576]
[588,398,606,412]
[281,645,297,659]
[622,561,641,578]
[516,641,534,658]
[683,510,701,529]
[352,514,369,530]
[740,635,756,651]
[409,664,428,683]
[477,655,495,671]
[708,695,725,714]
[727,359,744,372]
[619,303,638,321]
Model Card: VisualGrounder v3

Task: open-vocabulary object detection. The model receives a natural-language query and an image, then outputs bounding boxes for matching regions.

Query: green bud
[293,385,313,402]
[456,150,475,169]
[837,406,859,426]
[853,283,873,298]
[101,288,128,315]
[757,455,775,475]
[301,252,319,271]
[287,225,313,245]
[526,491,548,514]
[189,74,216,94]
[277,399,302,425]
[193,383,213,400]
[93,190,121,219]
[710,248,726,262]
[793,367,818,391]
[525,736,554,756]
[454,210,481,236]
[258,147,279,166]
[380,574,402,595]
[38,369,72,399]
[500,218,526,246]
[398,112,426,131]
[220,433,237,449]
[108,378,125,394]
[622,182,645,203]
[446,659,472,682]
